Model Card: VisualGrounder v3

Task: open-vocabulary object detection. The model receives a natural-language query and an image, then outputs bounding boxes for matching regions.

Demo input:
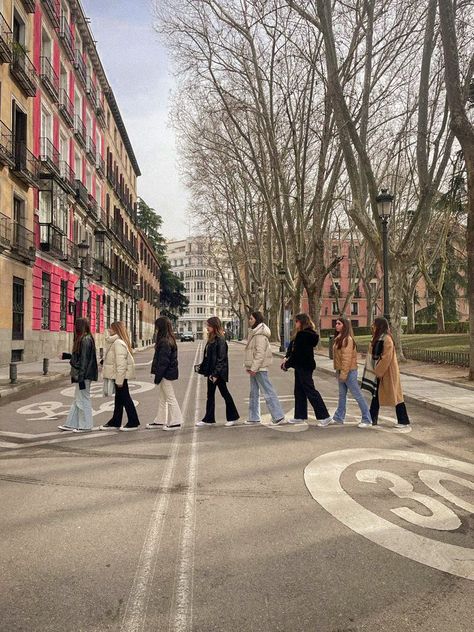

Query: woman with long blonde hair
[100,320,140,431]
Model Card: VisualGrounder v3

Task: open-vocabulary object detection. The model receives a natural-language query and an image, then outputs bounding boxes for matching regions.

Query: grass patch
[350,333,469,353]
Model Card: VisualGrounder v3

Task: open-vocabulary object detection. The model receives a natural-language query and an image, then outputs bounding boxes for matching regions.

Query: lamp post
[133,281,140,348]
[77,240,89,319]
[376,188,394,321]
[278,264,286,352]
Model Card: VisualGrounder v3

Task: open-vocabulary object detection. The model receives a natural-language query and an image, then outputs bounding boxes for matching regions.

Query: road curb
[0,372,70,403]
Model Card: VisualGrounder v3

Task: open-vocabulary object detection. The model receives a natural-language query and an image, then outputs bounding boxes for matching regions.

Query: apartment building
[167,237,235,340]
[138,228,160,346]
[0,0,158,365]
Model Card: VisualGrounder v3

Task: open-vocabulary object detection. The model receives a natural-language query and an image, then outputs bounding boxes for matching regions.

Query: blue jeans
[65,380,93,429]
[333,369,372,423]
[248,371,284,422]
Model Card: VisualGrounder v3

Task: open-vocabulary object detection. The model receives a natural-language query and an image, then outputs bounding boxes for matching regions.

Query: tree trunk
[306,286,323,327]
[390,266,406,360]
[407,286,416,334]
[435,291,446,333]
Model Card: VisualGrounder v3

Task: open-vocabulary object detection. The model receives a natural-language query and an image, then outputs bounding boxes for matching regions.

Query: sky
[81,0,189,240]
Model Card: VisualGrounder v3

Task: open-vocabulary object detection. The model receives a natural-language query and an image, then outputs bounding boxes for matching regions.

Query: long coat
[372,335,404,406]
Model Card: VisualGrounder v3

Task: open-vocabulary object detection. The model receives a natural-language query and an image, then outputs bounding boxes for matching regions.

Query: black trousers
[294,368,330,421]
[369,388,410,425]
[202,377,239,423]
[109,379,140,427]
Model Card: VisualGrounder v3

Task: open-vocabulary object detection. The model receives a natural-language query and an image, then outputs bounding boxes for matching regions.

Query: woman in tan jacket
[369,317,410,428]
[331,317,372,428]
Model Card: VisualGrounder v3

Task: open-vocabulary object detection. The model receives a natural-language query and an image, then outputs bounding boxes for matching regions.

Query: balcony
[41,0,60,28]
[39,223,64,256]
[58,237,78,267]
[86,135,96,163]
[93,258,111,284]
[20,0,36,12]
[87,193,98,219]
[96,152,105,177]
[59,15,74,61]
[86,74,94,97]
[0,212,11,249]
[59,160,75,193]
[10,44,38,97]
[73,48,87,87]
[59,89,74,127]
[97,206,107,227]
[0,13,13,63]
[39,137,60,175]
[75,179,88,208]
[11,221,36,261]
[74,113,86,146]
[0,121,14,167]
[12,141,40,187]
[96,97,106,128]
[40,56,59,102]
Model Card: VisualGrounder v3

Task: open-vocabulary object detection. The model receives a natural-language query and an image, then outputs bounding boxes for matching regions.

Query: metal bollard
[10,363,17,384]
[43,358,49,376]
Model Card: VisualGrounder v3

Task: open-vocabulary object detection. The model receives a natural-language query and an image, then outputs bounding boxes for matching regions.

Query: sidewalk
[0,345,154,403]
[236,340,474,427]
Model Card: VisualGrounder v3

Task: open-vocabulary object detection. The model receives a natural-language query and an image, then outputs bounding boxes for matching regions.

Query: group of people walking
[58,309,410,433]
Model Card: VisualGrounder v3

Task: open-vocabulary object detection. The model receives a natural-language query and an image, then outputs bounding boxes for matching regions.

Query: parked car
[180,331,195,342]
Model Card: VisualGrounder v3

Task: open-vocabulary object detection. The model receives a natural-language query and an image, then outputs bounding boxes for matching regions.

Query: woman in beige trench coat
[369,317,410,428]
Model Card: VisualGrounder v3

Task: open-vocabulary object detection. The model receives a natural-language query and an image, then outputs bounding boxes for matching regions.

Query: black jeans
[294,368,330,421]
[370,388,410,425]
[202,377,239,423]
[109,379,140,427]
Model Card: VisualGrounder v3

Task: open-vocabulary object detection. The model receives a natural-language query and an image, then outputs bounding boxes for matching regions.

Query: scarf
[360,333,386,396]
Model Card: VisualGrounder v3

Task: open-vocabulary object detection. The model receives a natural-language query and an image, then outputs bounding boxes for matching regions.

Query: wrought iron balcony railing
[10,43,38,97]
[0,211,11,248]
[0,121,14,167]
[59,160,75,193]
[59,88,74,127]
[39,223,64,255]
[58,236,78,267]
[20,0,36,13]
[74,113,86,146]
[59,15,74,61]
[41,0,60,29]
[40,56,59,102]
[11,221,36,260]
[86,135,96,162]
[75,179,89,207]
[39,137,60,175]
[12,140,40,187]
[96,152,105,177]
[74,48,87,87]
[0,13,13,63]
[88,194,98,219]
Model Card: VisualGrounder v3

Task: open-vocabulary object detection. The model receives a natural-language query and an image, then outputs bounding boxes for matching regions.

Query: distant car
[180,331,195,342]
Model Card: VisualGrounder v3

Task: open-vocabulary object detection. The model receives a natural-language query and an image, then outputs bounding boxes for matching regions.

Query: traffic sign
[74,287,90,302]
[74,279,90,290]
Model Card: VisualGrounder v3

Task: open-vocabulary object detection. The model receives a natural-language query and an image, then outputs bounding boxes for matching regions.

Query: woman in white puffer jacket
[241,311,286,427]
[99,321,140,431]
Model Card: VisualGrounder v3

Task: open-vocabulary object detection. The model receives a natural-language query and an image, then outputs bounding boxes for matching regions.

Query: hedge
[320,322,469,336]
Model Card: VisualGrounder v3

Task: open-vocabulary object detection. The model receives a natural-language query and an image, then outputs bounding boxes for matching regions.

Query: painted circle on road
[60,380,154,399]
[304,448,474,580]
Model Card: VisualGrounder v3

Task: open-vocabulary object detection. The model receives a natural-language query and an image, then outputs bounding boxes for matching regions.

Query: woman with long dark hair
[367,317,410,428]
[58,317,98,432]
[147,316,182,431]
[243,311,285,426]
[331,317,372,427]
[99,321,140,431]
[281,313,331,425]
[196,316,239,426]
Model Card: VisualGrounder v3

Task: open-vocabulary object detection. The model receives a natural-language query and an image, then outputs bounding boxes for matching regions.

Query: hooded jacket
[151,337,179,384]
[244,323,273,372]
[102,334,136,387]
[284,328,319,371]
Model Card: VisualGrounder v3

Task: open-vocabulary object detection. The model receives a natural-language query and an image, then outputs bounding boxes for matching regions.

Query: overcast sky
[82,0,189,240]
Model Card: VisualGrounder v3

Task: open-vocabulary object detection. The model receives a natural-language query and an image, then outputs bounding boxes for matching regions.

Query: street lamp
[278,263,286,352]
[376,188,394,321]
[77,240,89,319]
[133,281,141,348]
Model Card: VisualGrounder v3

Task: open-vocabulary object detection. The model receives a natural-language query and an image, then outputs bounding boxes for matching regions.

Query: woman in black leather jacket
[196,316,239,426]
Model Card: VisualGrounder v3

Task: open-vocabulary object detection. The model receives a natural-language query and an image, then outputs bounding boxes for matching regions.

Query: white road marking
[305,448,474,580]
[171,361,201,631]
[120,344,202,632]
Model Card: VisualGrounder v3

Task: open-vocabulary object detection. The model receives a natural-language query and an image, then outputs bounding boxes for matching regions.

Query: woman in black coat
[196,316,239,426]
[147,316,182,431]
[282,313,332,425]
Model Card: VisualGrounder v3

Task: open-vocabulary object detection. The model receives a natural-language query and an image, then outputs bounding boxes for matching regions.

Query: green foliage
[137,197,167,262]
[159,261,189,316]
[413,322,469,334]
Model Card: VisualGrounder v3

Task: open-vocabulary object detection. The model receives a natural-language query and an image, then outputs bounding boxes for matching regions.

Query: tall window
[106,295,111,328]
[41,273,51,330]
[351,302,359,316]
[60,279,67,330]
[12,278,24,340]
[87,294,91,319]
[96,295,101,333]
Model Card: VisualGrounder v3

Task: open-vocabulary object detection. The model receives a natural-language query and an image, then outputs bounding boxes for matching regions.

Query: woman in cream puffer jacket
[100,321,140,431]
[242,312,286,426]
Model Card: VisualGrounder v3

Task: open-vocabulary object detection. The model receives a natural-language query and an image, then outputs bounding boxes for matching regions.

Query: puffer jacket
[333,335,358,381]
[244,323,273,372]
[102,334,136,387]
[70,334,98,383]
[284,328,319,371]
[151,337,179,384]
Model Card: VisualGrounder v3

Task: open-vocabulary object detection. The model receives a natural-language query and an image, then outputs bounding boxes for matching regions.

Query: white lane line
[120,344,202,632]
[171,365,201,632]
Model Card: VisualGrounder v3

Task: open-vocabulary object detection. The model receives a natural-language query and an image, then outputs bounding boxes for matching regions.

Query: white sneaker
[163,424,181,431]
[72,428,93,433]
[195,421,215,427]
[318,416,333,427]
[288,419,306,425]
[120,426,139,432]
[358,421,373,428]
[225,420,239,427]
[57,425,74,431]
[243,420,260,426]
[394,423,410,429]
[271,418,286,426]
[99,424,120,430]
[145,422,164,429]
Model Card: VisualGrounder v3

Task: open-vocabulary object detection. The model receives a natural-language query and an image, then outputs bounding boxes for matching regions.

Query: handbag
[103,377,116,397]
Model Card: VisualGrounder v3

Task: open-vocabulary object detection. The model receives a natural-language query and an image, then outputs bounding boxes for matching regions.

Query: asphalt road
[0,341,473,632]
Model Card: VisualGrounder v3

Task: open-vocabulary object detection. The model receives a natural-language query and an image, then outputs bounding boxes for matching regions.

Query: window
[60,280,67,330]
[41,273,51,330]
[114,298,117,322]
[87,294,91,319]
[96,295,101,332]
[351,302,359,315]
[106,295,111,328]
[12,278,24,340]
[332,302,339,315]
[74,151,81,181]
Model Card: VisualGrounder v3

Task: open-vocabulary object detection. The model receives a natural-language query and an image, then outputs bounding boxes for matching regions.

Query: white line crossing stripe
[120,343,202,632]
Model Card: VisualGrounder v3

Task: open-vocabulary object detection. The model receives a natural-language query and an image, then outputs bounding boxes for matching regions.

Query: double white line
[120,343,202,632]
